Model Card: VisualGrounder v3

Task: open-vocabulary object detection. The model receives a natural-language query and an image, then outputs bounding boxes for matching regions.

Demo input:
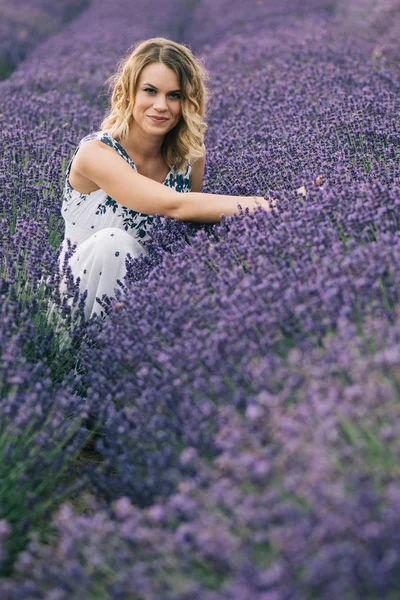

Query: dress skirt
[59,227,147,320]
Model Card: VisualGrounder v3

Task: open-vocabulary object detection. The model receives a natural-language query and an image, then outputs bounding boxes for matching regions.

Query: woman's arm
[73,140,270,223]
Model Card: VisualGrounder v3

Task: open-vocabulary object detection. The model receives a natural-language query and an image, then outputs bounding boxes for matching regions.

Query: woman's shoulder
[78,130,112,147]
[65,132,114,190]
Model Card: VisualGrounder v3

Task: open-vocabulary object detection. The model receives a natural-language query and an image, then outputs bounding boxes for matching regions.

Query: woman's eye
[144,88,180,99]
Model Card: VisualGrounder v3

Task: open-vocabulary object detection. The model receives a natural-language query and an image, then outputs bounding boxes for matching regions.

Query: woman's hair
[101,37,211,173]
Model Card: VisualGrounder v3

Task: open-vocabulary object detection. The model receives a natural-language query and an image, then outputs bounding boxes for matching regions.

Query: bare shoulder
[74,138,114,164]
[73,138,126,179]
[68,140,110,193]
[190,144,206,193]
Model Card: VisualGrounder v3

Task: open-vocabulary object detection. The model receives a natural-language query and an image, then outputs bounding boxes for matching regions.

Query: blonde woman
[59,37,271,320]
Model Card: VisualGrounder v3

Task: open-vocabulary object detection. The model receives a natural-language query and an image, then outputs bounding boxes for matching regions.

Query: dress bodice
[61,130,192,248]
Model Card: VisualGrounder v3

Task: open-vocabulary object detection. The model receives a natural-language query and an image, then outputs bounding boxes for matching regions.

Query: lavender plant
[0,303,90,574]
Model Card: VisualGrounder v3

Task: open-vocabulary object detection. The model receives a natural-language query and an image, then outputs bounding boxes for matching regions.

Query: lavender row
[0,298,89,574]
[0,0,89,79]
[186,0,400,64]
[184,0,336,53]
[336,0,400,63]
[201,21,398,197]
[0,211,94,574]
[5,309,400,598]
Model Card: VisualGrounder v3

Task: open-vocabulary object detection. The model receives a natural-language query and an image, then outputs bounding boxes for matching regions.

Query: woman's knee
[91,228,146,254]
[84,229,147,269]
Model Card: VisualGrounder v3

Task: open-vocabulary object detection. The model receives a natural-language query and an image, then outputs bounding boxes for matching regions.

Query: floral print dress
[59,131,191,319]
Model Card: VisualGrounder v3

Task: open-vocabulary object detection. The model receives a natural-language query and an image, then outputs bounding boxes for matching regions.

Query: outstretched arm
[73,140,271,223]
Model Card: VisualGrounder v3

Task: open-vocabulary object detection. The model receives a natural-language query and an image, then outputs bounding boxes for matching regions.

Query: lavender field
[0,0,399,597]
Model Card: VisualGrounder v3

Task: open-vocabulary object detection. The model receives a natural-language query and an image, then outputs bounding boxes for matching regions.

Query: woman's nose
[153,95,168,110]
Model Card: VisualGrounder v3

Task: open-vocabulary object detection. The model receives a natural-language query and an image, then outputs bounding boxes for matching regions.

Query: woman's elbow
[164,192,185,220]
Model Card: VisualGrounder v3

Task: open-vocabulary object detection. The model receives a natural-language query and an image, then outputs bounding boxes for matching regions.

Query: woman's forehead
[139,62,180,87]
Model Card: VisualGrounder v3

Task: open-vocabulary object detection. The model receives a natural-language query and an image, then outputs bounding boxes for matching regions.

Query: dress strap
[100,132,137,170]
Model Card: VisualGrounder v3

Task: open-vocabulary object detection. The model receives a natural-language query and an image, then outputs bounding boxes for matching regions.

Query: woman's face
[132,62,183,135]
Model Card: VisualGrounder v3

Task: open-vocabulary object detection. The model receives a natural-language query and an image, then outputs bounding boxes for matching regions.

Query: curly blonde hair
[101,37,211,174]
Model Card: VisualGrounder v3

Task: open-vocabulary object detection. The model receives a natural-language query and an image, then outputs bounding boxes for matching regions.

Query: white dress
[58,131,192,319]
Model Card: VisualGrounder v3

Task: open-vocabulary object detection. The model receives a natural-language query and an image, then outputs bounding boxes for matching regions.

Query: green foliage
[0,416,88,575]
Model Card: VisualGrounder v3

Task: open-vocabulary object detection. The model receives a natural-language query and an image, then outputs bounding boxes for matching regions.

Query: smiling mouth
[148,116,169,122]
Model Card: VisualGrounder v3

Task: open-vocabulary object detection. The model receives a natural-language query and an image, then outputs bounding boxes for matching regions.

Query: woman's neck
[119,123,164,163]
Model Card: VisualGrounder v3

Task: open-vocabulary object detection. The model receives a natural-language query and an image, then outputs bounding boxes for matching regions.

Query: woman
[59,37,271,320]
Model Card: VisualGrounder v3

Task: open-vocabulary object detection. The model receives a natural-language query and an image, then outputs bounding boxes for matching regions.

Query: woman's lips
[148,116,169,123]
